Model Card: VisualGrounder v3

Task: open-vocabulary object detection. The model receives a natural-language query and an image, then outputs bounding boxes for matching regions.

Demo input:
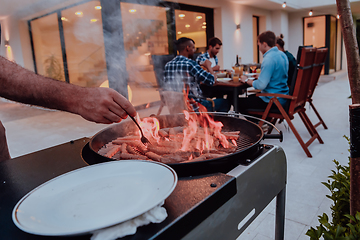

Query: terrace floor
[0,70,351,239]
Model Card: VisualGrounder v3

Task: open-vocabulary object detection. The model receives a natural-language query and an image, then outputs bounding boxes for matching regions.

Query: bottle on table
[234,55,240,67]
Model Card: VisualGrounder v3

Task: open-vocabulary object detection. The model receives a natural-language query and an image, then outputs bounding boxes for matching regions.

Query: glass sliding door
[30,13,65,81]
[328,15,337,74]
[304,15,339,74]
[304,16,326,48]
[120,2,169,106]
[61,0,107,87]
[175,10,206,53]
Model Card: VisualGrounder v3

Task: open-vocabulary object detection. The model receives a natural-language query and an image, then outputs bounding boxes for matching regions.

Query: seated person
[276,34,297,87]
[196,37,222,72]
[164,37,230,113]
[196,37,230,99]
[238,31,289,114]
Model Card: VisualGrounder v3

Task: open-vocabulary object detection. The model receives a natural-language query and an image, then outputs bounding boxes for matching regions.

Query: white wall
[288,12,304,56]
[271,10,289,45]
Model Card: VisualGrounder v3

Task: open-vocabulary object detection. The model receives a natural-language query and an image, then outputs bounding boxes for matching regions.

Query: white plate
[12,160,177,236]
[244,73,258,77]
[217,78,232,82]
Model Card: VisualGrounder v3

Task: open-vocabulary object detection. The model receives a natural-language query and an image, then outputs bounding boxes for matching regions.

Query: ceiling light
[61,17,68,21]
[129,9,136,13]
[179,14,185,18]
[177,31,182,34]
[90,19,98,23]
[138,32,142,34]
[185,24,190,28]
[309,10,313,16]
[282,2,286,8]
[95,6,102,10]
[136,37,139,39]
[202,26,206,29]
[75,11,83,16]
[196,16,202,19]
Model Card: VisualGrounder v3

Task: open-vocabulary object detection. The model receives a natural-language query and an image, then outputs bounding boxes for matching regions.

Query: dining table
[201,79,249,113]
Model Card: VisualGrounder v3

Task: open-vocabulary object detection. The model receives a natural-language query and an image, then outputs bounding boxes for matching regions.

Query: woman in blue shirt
[238,31,289,114]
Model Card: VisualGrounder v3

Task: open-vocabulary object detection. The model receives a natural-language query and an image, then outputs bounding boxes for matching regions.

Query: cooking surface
[86,113,267,176]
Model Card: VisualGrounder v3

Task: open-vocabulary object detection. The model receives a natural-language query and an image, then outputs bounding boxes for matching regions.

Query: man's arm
[0,56,136,124]
[212,65,220,71]
[189,62,216,86]
[203,60,215,75]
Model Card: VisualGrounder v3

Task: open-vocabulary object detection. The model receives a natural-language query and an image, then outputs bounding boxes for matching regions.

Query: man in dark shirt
[164,37,230,112]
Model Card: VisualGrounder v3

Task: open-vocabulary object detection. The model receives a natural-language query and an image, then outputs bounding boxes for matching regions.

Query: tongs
[122,109,151,146]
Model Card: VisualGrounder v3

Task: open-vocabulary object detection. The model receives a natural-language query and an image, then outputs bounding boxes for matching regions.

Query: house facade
[0,0,356,107]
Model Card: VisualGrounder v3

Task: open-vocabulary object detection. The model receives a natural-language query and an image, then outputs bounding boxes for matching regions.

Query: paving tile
[253,233,273,240]
[254,214,307,240]
[284,199,321,225]
[236,230,257,240]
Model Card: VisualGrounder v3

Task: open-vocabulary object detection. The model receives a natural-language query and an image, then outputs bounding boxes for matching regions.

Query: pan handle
[216,112,284,142]
[264,131,283,142]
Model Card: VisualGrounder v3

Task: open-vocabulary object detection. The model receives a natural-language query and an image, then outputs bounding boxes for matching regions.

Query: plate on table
[12,160,177,236]
[244,73,258,77]
[217,78,232,82]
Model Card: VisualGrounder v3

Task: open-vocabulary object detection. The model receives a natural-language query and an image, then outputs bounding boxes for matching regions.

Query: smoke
[7,0,170,102]
[13,0,80,19]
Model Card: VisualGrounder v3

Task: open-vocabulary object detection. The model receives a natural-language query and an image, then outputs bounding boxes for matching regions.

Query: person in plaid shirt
[196,37,231,101]
[164,37,230,112]
[196,37,222,72]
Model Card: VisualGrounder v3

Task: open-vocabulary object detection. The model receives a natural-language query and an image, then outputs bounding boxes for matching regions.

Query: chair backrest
[288,47,316,115]
[192,52,202,62]
[151,54,176,88]
[288,45,313,95]
[161,91,187,114]
[296,45,313,64]
[307,47,328,99]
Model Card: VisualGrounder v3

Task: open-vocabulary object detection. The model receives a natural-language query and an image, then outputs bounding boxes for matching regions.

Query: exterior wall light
[236,24,240,30]
[282,2,286,8]
[309,10,313,16]
[4,40,9,47]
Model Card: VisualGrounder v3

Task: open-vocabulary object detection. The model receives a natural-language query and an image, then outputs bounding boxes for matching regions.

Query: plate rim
[12,160,177,236]
[217,77,232,82]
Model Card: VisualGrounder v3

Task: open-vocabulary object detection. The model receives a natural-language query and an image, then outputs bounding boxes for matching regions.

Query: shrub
[306,136,360,239]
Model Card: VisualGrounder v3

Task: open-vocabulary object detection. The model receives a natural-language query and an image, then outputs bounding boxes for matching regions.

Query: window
[175,10,206,53]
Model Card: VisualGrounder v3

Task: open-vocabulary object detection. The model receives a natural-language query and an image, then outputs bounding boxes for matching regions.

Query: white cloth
[91,202,167,240]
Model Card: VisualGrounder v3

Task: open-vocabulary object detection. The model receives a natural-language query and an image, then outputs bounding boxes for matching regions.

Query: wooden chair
[152,54,215,115]
[151,54,176,115]
[247,47,323,157]
[307,47,328,129]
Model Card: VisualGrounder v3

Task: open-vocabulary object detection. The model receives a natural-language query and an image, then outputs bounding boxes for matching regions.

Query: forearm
[212,65,220,71]
[0,56,136,124]
[203,60,215,75]
[0,56,79,113]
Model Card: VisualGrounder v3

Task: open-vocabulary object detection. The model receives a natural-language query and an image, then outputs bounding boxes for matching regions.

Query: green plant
[306,136,360,239]
[44,54,64,81]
